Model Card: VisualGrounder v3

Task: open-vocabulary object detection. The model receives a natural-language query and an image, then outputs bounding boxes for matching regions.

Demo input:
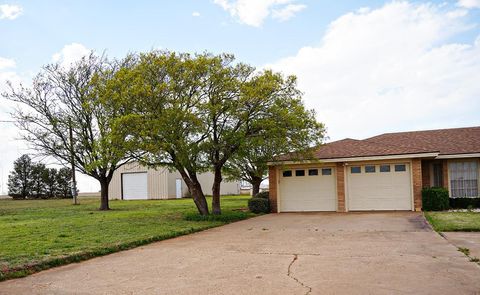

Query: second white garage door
[347,163,412,211]
[279,167,336,212]
[122,172,148,200]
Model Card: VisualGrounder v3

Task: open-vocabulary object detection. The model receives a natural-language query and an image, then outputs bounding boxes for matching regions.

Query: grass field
[0,195,254,281]
[424,212,480,232]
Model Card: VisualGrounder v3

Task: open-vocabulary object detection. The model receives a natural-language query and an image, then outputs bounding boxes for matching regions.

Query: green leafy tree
[203,69,325,213]
[4,54,132,210]
[109,51,324,215]
[7,154,33,199]
[105,51,212,214]
[224,103,325,196]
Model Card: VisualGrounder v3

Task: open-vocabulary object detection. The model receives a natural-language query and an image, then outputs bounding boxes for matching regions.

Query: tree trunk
[99,178,110,211]
[189,181,209,215]
[211,165,222,215]
[177,168,209,215]
[251,176,262,196]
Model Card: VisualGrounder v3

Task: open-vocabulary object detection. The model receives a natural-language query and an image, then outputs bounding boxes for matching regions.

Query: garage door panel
[122,172,148,200]
[279,168,336,212]
[348,164,412,211]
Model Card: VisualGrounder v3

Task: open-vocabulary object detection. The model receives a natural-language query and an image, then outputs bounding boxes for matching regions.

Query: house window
[432,163,443,187]
[308,169,318,176]
[365,165,376,173]
[295,170,305,177]
[351,166,361,174]
[449,161,479,198]
[395,164,406,172]
[283,170,292,177]
[380,165,390,172]
[322,168,332,175]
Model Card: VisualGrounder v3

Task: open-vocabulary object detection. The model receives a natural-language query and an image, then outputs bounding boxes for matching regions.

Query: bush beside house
[422,187,449,211]
[248,191,270,213]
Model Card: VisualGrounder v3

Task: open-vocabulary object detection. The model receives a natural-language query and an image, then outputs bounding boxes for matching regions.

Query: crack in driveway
[287,254,312,295]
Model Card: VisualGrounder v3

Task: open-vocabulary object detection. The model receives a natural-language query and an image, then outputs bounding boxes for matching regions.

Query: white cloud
[0,4,22,20]
[457,0,480,9]
[213,0,305,27]
[52,43,90,69]
[267,1,480,140]
[192,11,201,17]
[272,3,306,21]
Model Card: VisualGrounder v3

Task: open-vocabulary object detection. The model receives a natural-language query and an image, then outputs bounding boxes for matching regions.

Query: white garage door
[279,167,336,212]
[122,172,148,200]
[347,163,412,211]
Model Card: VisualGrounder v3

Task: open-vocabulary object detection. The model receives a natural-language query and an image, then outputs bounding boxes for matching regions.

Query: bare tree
[3,53,133,210]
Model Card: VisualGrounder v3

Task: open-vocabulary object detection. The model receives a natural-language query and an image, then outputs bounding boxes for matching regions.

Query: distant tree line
[7,154,73,199]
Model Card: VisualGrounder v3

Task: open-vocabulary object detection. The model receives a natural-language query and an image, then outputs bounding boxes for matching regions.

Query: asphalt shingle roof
[277,126,480,161]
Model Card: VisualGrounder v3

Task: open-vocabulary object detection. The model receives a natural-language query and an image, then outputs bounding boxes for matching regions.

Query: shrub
[449,198,480,209]
[422,187,449,211]
[255,191,269,199]
[183,211,252,222]
[248,197,270,213]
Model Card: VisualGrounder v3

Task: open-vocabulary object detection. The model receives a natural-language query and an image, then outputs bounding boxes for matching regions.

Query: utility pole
[69,118,78,205]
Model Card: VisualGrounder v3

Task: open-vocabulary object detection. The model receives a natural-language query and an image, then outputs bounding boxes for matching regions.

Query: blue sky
[1,0,480,192]
[3,0,478,71]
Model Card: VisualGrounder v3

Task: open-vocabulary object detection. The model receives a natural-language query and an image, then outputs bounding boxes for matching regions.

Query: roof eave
[268,152,439,166]
[436,153,480,159]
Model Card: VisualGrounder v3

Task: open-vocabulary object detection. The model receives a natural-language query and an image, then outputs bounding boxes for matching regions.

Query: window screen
[449,161,478,198]
[308,169,318,176]
[282,170,292,177]
[365,165,376,173]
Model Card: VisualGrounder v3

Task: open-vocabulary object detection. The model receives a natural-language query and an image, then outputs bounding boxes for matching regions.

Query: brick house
[268,126,480,212]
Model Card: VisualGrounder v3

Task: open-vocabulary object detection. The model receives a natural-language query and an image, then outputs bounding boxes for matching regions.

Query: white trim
[436,153,480,159]
[276,167,281,213]
[409,160,415,212]
[268,152,439,165]
[343,164,348,212]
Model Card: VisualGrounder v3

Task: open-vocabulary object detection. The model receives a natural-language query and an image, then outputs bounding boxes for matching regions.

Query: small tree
[4,54,132,210]
[7,154,33,199]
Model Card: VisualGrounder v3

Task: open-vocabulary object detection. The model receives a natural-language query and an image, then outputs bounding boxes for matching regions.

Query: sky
[1,0,480,193]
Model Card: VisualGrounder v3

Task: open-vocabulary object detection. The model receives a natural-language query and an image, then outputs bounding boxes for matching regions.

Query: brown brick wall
[336,163,346,212]
[412,159,423,211]
[268,166,278,213]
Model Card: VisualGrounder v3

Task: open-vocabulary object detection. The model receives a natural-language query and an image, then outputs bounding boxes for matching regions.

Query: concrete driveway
[1,212,479,294]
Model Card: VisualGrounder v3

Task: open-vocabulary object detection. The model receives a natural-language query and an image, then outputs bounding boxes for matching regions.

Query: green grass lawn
[424,212,480,232]
[0,195,254,281]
